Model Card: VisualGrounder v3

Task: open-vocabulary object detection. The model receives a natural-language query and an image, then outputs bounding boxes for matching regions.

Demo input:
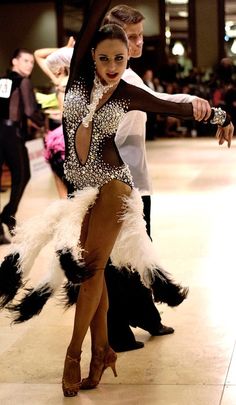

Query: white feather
[111,188,164,287]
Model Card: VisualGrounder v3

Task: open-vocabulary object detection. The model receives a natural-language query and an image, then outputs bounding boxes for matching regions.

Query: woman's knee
[82,268,104,290]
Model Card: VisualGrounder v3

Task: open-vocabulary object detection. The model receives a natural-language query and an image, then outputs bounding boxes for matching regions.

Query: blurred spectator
[0,48,44,244]
[153,76,164,93]
[164,83,182,136]
[224,82,236,131]
[142,69,158,139]
[142,69,156,90]
[160,55,183,84]
[215,58,235,85]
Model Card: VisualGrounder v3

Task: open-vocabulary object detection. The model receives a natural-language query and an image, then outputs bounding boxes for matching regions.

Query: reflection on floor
[1,137,236,405]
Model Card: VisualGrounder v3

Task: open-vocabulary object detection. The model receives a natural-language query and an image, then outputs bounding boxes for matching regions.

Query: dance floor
[1,137,236,405]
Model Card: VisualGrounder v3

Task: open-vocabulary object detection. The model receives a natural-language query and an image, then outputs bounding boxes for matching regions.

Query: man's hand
[216,122,234,148]
[191,97,212,121]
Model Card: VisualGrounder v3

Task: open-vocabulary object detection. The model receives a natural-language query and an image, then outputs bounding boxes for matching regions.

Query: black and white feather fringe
[62,281,80,308]
[0,252,23,308]
[7,283,53,323]
[0,186,189,323]
[57,249,96,284]
[151,268,189,307]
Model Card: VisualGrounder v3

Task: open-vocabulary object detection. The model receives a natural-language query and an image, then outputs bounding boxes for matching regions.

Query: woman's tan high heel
[62,354,81,397]
[80,346,117,390]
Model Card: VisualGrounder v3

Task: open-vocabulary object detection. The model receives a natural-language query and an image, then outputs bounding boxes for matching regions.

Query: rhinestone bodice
[63,78,134,190]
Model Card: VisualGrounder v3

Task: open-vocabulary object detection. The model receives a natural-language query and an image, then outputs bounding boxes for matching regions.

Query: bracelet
[210,107,227,126]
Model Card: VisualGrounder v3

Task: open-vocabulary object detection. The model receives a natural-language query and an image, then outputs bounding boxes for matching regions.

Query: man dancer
[103,5,212,352]
[0,48,44,244]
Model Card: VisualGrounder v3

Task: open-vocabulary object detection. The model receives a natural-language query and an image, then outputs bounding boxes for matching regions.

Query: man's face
[124,21,144,59]
[12,52,34,77]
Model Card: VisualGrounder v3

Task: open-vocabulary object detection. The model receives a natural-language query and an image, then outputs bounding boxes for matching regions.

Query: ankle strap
[66,354,81,363]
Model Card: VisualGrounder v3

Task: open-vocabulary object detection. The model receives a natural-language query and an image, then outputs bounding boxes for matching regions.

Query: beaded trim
[210,107,226,126]
[82,75,114,128]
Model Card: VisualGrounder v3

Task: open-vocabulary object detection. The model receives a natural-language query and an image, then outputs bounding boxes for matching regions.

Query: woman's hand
[216,122,234,148]
[66,36,75,48]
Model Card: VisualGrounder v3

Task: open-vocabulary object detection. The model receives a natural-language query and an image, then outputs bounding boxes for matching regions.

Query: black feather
[7,283,53,323]
[57,249,95,284]
[0,253,23,308]
[62,281,80,308]
[151,268,189,307]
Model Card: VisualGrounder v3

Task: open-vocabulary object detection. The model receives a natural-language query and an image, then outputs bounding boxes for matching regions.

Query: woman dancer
[0,0,233,397]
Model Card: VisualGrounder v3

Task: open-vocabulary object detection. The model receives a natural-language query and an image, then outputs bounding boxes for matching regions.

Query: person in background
[142,69,156,91]
[34,39,74,198]
[142,69,158,139]
[0,48,44,244]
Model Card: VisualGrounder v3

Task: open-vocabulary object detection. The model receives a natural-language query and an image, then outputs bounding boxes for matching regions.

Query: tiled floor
[1,137,236,404]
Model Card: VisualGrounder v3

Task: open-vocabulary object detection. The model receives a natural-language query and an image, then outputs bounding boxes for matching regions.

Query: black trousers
[142,195,151,238]
[0,124,30,220]
[106,194,162,347]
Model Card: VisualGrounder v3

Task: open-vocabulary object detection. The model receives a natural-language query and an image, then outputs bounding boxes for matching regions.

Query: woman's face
[93,39,129,85]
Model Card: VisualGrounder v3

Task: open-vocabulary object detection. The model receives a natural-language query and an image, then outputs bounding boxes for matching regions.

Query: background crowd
[140,56,236,139]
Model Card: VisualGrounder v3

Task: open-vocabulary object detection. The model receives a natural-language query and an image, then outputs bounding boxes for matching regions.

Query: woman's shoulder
[118,78,144,95]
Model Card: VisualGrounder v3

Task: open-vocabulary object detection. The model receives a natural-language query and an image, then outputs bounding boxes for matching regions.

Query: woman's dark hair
[67,24,128,89]
[92,24,129,50]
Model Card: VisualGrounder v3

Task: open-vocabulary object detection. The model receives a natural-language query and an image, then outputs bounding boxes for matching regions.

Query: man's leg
[142,195,151,237]
[106,263,144,352]
[0,129,30,233]
[0,126,10,244]
[106,194,174,350]
[127,271,174,336]
[126,196,174,335]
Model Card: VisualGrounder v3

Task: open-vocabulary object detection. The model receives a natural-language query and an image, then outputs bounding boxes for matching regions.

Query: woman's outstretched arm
[127,82,234,147]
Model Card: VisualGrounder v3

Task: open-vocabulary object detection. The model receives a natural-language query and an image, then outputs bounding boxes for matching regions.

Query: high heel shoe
[62,354,81,397]
[80,346,117,390]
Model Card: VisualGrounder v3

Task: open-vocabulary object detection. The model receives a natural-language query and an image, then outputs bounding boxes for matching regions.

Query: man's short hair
[103,4,145,28]
[11,48,33,61]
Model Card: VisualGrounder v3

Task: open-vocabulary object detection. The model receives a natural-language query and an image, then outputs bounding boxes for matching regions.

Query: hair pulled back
[92,24,129,50]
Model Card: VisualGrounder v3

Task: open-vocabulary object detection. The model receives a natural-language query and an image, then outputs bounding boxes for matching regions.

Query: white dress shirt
[116,68,196,195]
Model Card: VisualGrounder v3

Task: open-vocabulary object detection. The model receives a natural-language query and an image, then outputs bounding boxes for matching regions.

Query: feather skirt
[0,186,188,322]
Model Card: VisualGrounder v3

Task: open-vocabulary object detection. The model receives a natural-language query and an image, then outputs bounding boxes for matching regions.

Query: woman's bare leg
[90,278,109,351]
[63,180,131,383]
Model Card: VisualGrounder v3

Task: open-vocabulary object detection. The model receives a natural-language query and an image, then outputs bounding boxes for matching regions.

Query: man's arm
[20,78,44,127]
[123,69,211,121]
[34,37,74,85]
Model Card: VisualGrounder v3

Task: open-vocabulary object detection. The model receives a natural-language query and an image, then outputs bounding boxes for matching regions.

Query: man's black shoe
[111,340,144,353]
[149,323,174,336]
